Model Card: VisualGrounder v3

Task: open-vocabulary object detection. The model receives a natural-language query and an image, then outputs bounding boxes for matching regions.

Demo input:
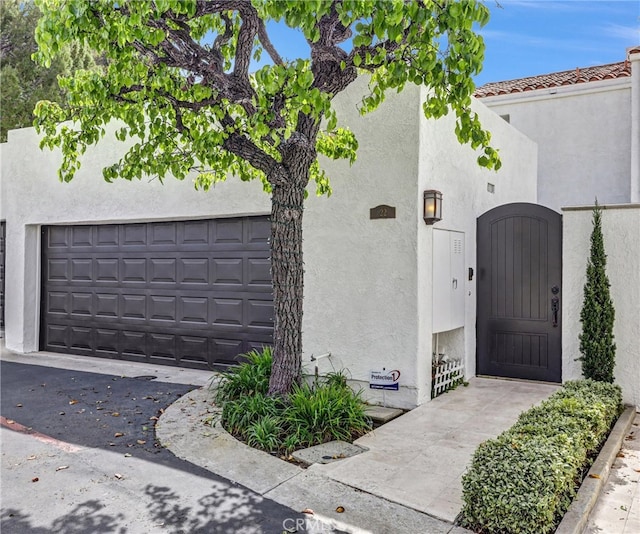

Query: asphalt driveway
[0,360,304,533]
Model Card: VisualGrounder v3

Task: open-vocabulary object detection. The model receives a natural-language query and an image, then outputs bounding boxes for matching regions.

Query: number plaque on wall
[369,205,396,220]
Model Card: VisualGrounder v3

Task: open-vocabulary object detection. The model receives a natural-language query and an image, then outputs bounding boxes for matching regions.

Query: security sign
[369,369,401,391]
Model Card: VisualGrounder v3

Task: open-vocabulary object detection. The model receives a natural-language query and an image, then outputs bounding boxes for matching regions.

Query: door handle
[551,296,559,327]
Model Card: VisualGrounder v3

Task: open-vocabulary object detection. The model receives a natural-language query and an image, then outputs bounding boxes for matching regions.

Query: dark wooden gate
[477,203,562,382]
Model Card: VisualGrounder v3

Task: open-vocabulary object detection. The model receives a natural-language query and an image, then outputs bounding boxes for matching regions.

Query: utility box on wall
[433,229,465,333]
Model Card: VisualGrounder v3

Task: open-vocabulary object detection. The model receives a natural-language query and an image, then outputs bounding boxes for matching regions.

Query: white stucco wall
[417,94,538,399]
[480,79,632,212]
[0,79,538,409]
[1,125,272,355]
[302,80,423,408]
[562,205,640,409]
[0,80,426,407]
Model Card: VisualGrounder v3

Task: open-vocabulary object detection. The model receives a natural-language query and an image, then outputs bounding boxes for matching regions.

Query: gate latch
[551,295,560,327]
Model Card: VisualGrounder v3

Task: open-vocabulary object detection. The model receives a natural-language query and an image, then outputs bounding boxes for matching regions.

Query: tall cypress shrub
[579,202,616,382]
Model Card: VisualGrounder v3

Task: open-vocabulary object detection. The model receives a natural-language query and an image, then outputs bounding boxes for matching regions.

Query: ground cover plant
[212,347,372,455]
[460,380,622,534]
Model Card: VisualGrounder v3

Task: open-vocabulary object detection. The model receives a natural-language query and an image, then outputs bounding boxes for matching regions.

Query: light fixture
[423,190,442,225]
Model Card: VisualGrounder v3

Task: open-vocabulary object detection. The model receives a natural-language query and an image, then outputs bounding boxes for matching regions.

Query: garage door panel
[212,338,244,364]
[181,220,210,246]
[41,217,273,369]
[48,259,70,281]
[96,293,119,318]
[149,258,177,283]
[70,326,93,353]
[97,225,119,247]
[47,291,70,316]
[48,226,69,248]
[150,222,177,246]
[179,296,208,324]
[211,298,243,327]
[246,299,274,329]
[211,257,244,287]
[121,330,147,360]
[121,294,147,320]
[96,258,119,282]
[123,225,147,246]
[213,219,244,244]
[179,335,209,364]
[149,295,177,323]
[179,258,209,285]
[44,324,69,350]
[122,258,147,282]
[246,257,272,289]
[96,329,119,355]
[70,292,93,316]
[150,333,176,361]
[71,226,94,247]
[246,217,270,244]
[71,259,93,282]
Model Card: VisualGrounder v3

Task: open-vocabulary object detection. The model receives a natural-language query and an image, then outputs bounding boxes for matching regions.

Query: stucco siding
[417,93,538,395]
[481,80,632,211]
[1,124,272,354]
[0,82,539,409]
[1,80,425,407]
[562,205,640,409]
[303,81,422,408]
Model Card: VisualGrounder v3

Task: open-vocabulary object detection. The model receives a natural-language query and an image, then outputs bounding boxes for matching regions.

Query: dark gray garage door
[0,221,5,329]
[40,217,273,369]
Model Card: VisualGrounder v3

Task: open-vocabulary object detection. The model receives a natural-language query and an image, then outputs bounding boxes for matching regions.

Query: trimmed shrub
[461,380,622,534]
[579,202,616,382]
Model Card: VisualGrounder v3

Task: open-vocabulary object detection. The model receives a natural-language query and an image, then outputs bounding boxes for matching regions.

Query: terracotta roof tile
[474,61,631,98]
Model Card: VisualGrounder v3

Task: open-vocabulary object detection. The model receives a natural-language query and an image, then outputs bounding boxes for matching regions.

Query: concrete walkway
[315,378,560,522]
[157,376,560,531]
[584,412,640,534]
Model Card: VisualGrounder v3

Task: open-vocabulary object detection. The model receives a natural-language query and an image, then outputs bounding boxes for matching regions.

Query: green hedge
[460,380,622,534]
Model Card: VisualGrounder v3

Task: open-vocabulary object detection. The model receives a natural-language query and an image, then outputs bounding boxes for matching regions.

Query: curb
[555,405,636,534]
[157,386,468,534]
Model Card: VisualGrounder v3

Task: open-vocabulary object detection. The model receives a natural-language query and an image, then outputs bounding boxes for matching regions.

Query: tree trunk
[267,181,306,396]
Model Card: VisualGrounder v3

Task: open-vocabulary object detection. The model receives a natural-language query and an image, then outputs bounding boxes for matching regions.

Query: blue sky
[258,1,639,87]
[475,0,640,86]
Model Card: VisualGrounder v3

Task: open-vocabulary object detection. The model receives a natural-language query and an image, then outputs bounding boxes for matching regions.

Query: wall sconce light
[423,190,442,225]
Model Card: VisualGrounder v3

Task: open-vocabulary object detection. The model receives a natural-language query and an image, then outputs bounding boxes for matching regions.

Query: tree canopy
[0,0,97,142]
[33,0,500,395]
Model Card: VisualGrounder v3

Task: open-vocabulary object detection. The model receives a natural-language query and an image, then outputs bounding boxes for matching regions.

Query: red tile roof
[474,60,631,98]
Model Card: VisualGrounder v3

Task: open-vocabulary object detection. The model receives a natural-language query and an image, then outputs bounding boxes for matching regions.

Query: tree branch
[257,18,284,65]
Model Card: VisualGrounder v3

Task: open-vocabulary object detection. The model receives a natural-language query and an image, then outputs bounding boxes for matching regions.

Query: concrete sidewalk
[4,345,637,534]
[156,377,560,532]
[584,412,640,534]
